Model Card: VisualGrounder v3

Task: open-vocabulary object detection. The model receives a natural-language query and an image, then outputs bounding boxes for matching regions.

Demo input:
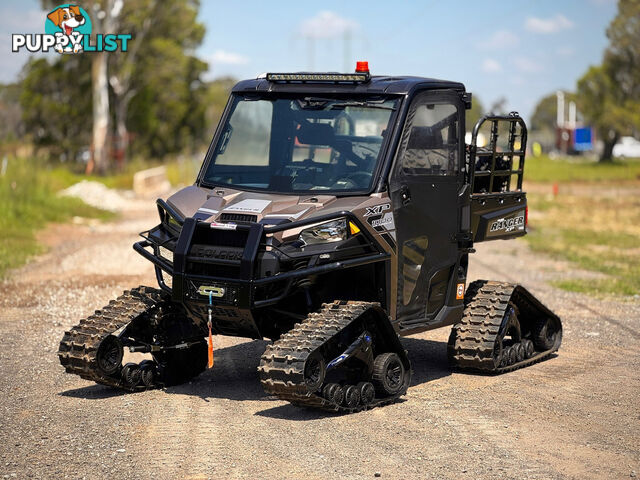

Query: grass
[524,189,640,297]
[45,155,200,191]
[525,154,640,183]
[47,165,136,190]
[0,154,200,279]
[0,158,114,279]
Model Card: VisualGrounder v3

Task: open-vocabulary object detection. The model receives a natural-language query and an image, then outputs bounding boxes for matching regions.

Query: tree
[577,66,623,161]
[34,0,207,167]
[576,0,640,162]
[488,97,507,115]
[530,93,557,133]
[604,0,640,106]
[109,0,207,161]
[121,1,207,159]
[466,95,484,131]
[0,83,24,149]
[19,56,93,161]
[41,0,124,173]
[88,0,123,174]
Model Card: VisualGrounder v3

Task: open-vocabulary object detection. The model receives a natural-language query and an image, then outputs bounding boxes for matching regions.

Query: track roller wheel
[322,383,345,405]
[139,360,156,388]
[96,335,123,375]
[505,346,517,366]
[372,353,405,396]
[522,339,535,358]
[498,350,508,368]
[343,385,360,408]
[514,343,525,362]
[322,383,338,402]
[357,382,375,405]
[122,363,141,387]
[303,353,326,392]
[533,318,560,351]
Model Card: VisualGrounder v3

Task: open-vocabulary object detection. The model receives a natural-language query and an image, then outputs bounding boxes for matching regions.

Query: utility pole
[568,101,576,129]
[556,90,565,128]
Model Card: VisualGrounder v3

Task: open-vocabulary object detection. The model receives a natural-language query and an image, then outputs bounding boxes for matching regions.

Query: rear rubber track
[448,280,561,373]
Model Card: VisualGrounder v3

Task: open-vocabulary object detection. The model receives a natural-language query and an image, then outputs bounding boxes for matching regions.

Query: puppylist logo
[12,4,131,54]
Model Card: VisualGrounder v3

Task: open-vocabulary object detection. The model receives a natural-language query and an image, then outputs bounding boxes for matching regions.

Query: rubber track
[258,301,409,413]
[448,280,560,373]
[58,286,165,391]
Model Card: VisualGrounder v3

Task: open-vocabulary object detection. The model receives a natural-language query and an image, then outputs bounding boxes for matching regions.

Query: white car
[612,136,640,159]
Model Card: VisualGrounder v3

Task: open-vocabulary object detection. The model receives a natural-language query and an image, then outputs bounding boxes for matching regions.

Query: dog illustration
[47,5,86,53]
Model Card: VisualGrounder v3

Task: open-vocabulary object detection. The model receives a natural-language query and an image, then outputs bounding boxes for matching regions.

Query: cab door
[388,90,464,327]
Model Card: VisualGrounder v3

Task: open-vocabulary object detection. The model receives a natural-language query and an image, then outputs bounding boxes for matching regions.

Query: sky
[0,0,619,120]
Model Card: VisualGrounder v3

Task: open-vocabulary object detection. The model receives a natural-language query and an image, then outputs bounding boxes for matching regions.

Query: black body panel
[232,76,465,96]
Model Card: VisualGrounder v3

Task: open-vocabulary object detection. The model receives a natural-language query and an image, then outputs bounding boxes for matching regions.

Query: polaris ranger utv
[58,63,562,413]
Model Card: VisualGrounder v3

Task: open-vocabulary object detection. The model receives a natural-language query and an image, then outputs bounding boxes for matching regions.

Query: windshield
[201,95,399,193]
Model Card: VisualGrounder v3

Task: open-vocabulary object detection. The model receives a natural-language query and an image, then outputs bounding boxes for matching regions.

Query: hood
[165,185,352,224]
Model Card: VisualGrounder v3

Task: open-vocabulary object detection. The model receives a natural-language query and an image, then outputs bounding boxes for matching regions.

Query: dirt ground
[0,197,638,480]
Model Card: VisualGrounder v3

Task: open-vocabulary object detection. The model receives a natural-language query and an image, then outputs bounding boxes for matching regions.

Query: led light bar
[265,72,370,83]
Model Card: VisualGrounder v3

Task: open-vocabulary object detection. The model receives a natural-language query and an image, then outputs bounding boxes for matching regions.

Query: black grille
[191,224,249,248]
[220,213,257,223]
[187,262,240,279]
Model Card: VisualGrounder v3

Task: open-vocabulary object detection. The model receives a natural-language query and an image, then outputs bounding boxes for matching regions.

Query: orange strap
[207,322,214,368]
[207,291,214,369]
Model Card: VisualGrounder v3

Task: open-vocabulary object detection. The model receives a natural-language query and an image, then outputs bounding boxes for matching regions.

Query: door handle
[400,185,411,206]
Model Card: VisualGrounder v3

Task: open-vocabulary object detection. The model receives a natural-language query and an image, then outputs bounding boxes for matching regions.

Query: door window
[399,97,459,176]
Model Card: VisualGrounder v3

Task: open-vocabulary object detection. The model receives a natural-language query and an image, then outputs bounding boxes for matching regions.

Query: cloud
[478,30,519,50]
[299,11,358,39]
[514,57,544,73]
[209,50,249,66]
[525,14,574,34]
[482,58,503,73]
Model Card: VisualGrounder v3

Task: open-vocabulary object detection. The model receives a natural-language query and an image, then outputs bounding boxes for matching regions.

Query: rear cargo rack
[465,113,529,243]
[468,112,527,195]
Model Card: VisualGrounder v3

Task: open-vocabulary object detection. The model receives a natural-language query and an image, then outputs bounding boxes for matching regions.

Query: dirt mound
[59,180,137,212]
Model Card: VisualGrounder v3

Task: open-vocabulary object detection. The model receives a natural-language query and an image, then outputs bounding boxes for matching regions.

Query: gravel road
[1,195,638,480]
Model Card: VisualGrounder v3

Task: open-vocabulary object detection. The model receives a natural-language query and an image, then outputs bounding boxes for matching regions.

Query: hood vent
[220,213,257,223]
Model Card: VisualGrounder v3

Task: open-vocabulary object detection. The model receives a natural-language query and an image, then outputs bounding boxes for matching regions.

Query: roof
[231,75,466,96]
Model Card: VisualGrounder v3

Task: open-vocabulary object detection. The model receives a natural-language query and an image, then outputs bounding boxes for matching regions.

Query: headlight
[299,219,348,245]
[166,214,181,230]
[159,206,182,232]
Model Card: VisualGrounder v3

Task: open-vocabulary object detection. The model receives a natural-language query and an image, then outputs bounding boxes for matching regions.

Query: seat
[403,126,452,174]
